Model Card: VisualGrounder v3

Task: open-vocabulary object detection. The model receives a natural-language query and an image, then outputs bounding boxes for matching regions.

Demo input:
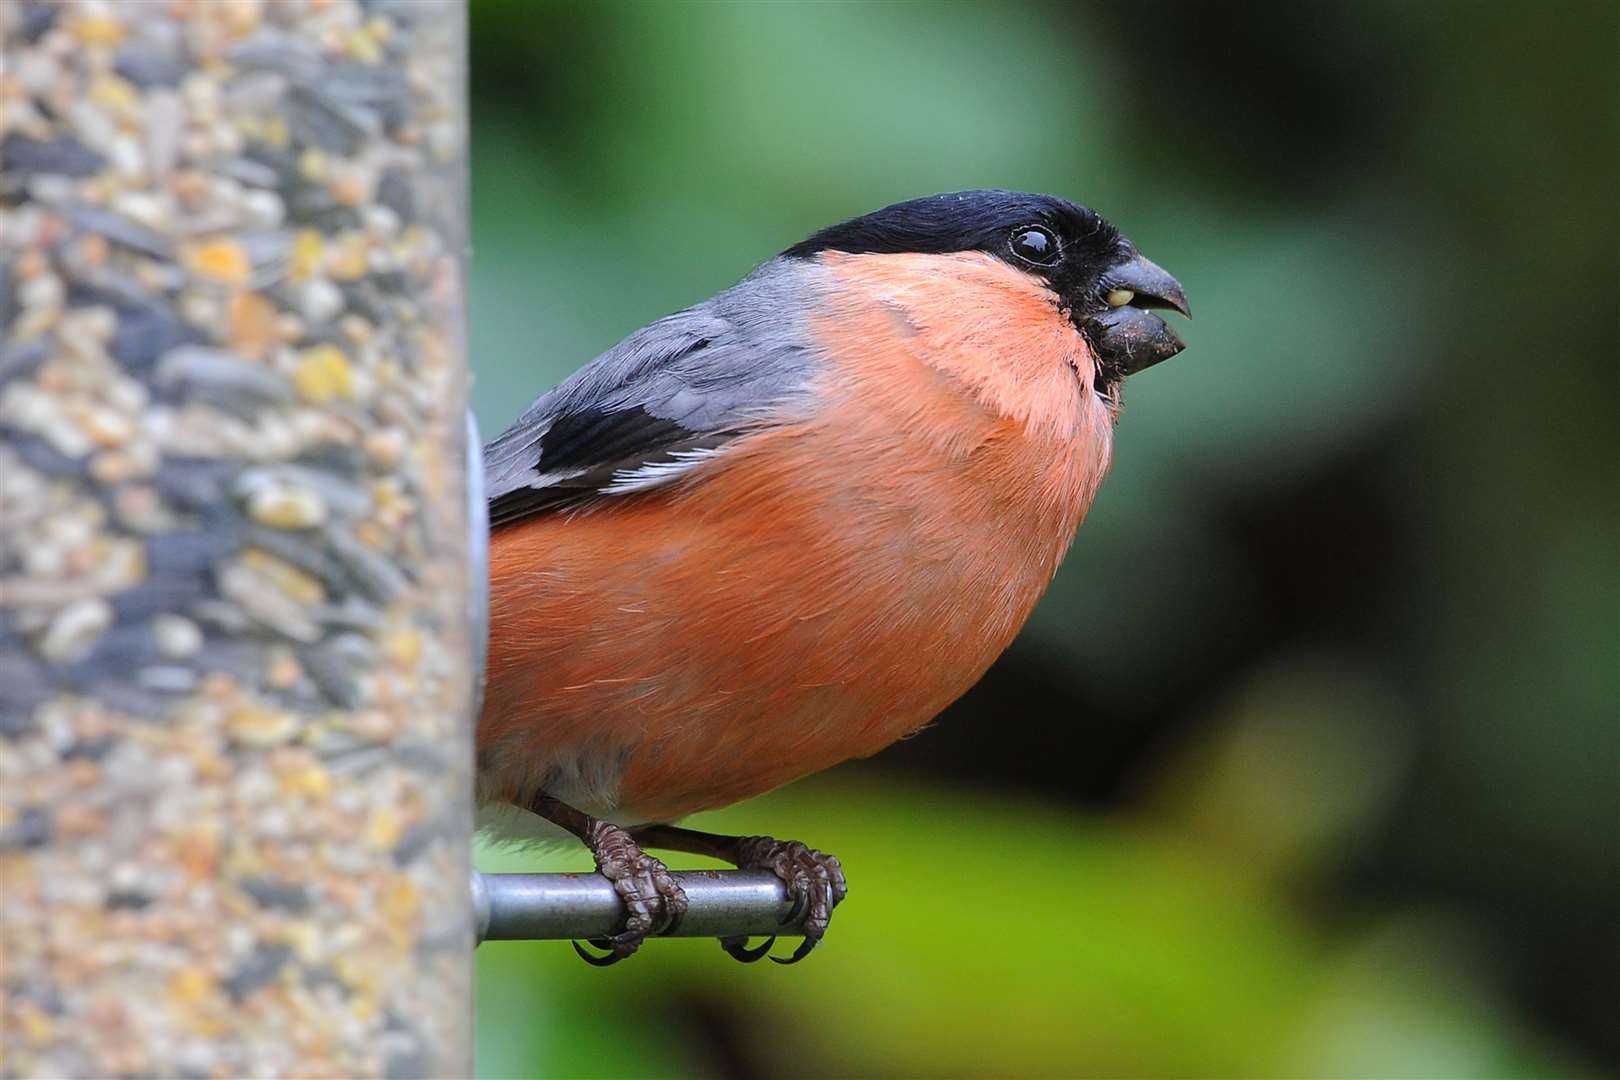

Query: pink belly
[479,413,1103,823]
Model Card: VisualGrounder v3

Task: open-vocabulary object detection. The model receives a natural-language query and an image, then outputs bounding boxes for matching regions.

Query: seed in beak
[1105,288,1135,308]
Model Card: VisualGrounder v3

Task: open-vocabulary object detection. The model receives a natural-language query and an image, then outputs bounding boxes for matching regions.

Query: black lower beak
[1084,253,1190,376]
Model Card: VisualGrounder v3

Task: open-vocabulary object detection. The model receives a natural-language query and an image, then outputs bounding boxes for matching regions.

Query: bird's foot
[721,835,846,965]
[573,820,688,966]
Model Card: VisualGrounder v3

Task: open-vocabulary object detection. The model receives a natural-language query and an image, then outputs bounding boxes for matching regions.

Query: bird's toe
[575,823,688,964]
[729,835,846,964]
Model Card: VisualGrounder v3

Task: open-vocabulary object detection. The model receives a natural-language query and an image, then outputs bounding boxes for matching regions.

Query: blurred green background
[466,2,1618,1076]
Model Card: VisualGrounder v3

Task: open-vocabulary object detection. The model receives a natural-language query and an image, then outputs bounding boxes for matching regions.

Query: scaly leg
[630,824,846,964]
[529,794,688,966]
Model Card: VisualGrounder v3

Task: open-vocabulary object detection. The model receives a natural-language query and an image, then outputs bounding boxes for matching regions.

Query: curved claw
[572,939,629,967]
[719,934,776,963]
[770,935,820,966]
[780,884,810,927]
[723,835,845,964]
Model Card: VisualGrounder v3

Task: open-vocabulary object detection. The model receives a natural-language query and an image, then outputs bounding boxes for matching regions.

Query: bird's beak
[1085,252,1191,375]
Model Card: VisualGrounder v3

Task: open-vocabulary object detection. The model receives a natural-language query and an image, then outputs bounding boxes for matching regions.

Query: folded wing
[484,263,818,526]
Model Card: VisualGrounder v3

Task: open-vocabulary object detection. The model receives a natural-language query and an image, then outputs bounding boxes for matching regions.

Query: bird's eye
[1009,225,1060,266]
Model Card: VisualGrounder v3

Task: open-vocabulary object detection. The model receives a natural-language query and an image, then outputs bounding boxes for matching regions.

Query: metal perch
[474,870,807,944]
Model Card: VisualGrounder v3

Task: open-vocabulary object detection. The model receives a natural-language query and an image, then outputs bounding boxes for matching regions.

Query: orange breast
[479,252,1115,823]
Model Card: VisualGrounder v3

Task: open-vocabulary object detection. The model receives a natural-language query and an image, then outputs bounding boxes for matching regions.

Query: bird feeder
[1,2,473,1075]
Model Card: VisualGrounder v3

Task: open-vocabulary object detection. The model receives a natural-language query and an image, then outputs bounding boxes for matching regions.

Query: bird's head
[784,190,1189,417]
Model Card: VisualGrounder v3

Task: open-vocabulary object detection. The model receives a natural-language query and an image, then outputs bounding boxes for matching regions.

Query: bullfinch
[479,190,1190,964]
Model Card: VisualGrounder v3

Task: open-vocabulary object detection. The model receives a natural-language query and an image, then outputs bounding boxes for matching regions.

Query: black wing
[484,265,817,526]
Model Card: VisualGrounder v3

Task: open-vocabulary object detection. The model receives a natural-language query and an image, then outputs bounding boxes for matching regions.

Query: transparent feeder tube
[0,2,474,1077]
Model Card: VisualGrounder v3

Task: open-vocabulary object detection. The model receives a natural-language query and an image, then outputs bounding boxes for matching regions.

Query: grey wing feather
[484,259,818,527]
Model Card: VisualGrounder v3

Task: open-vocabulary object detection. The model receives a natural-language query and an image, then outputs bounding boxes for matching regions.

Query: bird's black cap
[783,189,1122,265]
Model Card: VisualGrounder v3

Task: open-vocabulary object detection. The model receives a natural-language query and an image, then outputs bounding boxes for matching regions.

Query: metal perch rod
[473,871,807,944]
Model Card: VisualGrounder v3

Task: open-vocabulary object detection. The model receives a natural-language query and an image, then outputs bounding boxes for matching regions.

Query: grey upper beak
[1103,252,1191,319]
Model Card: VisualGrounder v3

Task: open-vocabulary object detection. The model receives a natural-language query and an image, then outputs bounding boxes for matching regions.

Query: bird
[478,190,1190,965]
